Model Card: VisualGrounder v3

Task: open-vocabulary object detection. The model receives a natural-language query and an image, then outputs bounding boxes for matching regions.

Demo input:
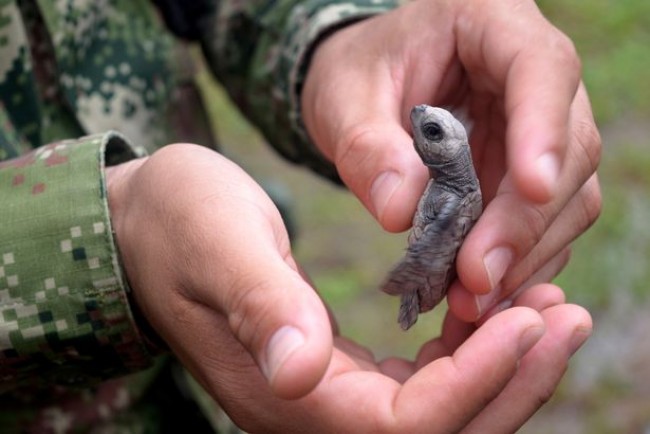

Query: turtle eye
[422,122,444,142]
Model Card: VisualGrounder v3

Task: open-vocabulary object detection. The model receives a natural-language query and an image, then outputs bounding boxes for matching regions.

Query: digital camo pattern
[0,0,397,431]
[0,0,217,154]
[0,132,160,432]
[201,0,399,182]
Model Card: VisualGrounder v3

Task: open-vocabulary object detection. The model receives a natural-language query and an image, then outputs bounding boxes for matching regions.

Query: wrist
[105,158,147,231]
[105,157,168,353]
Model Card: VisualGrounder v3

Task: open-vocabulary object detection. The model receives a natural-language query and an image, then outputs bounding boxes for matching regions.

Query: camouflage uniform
[0,0,397,432]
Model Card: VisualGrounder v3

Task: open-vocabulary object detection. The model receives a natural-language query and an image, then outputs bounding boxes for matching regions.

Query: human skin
[301,0,602,320]
[105,0,600,430]
[107,146,591,432]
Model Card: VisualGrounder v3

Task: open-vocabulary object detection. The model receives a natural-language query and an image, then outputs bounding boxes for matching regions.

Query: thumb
[333,121,430,232]
[114,146,334,400]
[215,251,334,399]
[302,60,429,231]
[184,172,334,400]
[299,18,431,232]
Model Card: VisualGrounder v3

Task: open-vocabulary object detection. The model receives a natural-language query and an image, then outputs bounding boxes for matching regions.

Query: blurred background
[196,1,649,432]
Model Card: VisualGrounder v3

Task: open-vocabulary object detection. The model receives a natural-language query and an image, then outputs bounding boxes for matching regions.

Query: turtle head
[410,105,469,165]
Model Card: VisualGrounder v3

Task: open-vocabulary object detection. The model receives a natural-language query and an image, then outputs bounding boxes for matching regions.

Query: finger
[415,309,475,369]
[393,307,545,432]
[282,307,544,432]
[462,303,592,433]
[199,308,544,433]
[503,33,581,204]
[476,280,568,326]
[299,12,439,232]
[455,1,601,295]
[449,247,571,322]
[500,174,601,292]
[310,96,430,232]
[297,263,340,336]
[456,0,582,203]
[512,283,567,312]
[205,264,331,402]
[458,147,601,296]
[136,146,334,400]
[334,336,378,372]
[197,229,333,400]
[379,357,416,384]
[333,121,430,231]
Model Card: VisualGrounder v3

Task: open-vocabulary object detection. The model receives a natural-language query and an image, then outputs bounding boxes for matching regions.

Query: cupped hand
[301,0,602,320]
[106,144,333,399]
[105,144,591,432]
[181,283,591,433]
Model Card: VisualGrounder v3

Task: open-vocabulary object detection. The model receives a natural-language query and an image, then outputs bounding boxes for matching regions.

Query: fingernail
[483,247,514,290]
[568,326,592,356]
[263,326,305,383]
[536,153,560,196]
[518,325,545,358]
[477,292,512,322]
[475,296,512,326]
[370,171,403,219]
[475,286,503,317]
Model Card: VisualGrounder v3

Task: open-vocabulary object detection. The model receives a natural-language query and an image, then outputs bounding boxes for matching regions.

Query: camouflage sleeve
[199,0,399,182]
[0,130,156,391]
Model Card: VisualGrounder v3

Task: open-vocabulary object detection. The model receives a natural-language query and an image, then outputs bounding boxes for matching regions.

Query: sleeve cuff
[283,0,399,180]
[0,131,156,389]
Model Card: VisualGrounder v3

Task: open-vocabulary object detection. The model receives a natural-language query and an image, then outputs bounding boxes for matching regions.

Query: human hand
[106,145,590,431]
[301,0,602,320]
[177,283,591,433]
[106,144,334,399]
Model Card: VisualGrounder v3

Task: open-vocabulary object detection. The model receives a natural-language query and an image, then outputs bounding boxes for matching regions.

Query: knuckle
[559,246,573,270]
[572,117,603,177]
[334,123,408,199]
[334,125,380,192]
[226,276,274,351]
[551,30,582,74]
[517,200,551,252]
[535,382,559,408]
[534,361,568,408]
[579,176,603,229]
[335,124,377,170]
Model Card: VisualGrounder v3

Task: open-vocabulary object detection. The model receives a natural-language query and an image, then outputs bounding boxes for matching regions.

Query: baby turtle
[382,105,482,330]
